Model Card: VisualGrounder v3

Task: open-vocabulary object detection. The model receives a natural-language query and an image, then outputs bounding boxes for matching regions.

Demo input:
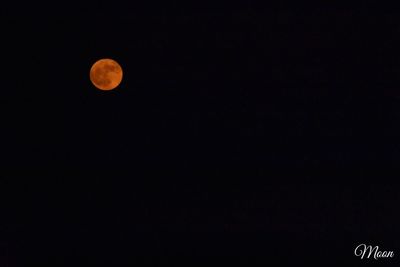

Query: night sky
[1,5,400,265]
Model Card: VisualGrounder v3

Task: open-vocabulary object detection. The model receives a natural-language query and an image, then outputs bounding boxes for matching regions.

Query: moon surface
[90,58,123,91]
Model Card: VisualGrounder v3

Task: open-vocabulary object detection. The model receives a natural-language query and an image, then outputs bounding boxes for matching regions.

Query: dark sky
[1,5,400,265]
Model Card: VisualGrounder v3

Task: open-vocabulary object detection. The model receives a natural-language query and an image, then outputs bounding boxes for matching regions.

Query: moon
[90,58,123,91]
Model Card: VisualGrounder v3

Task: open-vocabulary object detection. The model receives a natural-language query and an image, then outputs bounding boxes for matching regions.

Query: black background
[1,4,400,265]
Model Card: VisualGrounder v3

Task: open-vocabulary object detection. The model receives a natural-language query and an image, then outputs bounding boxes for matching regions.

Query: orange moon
[90,58,123,91]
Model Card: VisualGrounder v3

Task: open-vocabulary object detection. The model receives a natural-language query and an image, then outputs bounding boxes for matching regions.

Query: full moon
[90,58,123,91]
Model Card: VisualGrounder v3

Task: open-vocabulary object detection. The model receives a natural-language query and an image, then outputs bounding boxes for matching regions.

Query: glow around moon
[90,58,123,91]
